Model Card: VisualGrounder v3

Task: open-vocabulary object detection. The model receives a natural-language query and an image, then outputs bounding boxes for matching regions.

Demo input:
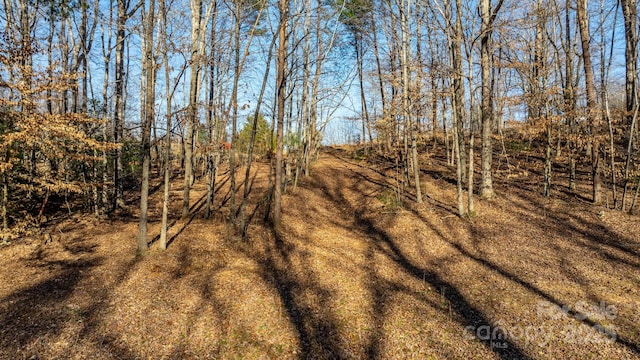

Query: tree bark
[562,0,578,192]
[355,35,371,146]
[183,0,204,218]
[204,3,218,220]
[445,0,466,216]
[479,0,503,200]
[370,5,386,116]
[159,0,172,250]
[400,0,422,203]
[272,0,288,227]
[113,0,127,211]
[453,0,466,182]
[621,0,638,126]
[576,0,602,204]
[138,0,156,254]
[621,0,638,210]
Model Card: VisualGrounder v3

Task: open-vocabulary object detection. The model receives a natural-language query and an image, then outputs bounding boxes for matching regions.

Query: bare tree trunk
[1,171,7,243]
[444,0,466,216]
[428,28,439,144]
[479,0,503,200]
[535,0,551,197]
[159,0,171,249]
[183,0,204,218]
[305,7,322,176]
[463,7,476,213]
[622,0,637,126]
[453,0,466,182]
[298,4,313,186]
[182,82,195,217]
[138,0,156,254]
[562,0,578,192]
[293,8,311,193]
[604,94,616,207]
[443,86,452,166]
[99,1,113,211]
[60,19,69,114]
[355,35,371,146]
[577,0,602,204]
[370,4,386,116]
[228,1,247,226]
[47,6,54,116]
[284,68,294,194]
[272,0,288,227]
[400,0,422,203]
[75,0,99,215]
[621,0,638,211]
[544,104,553,197]
[112,0,127,211]
[599,0,617,208]
[468,131,475,214]
[453,99,465,217]
[204,4,218,220]
[240,27,277,237]
[622,107,638,211]
[111,0,142,211]
[431,78,438,143]
[630,175,640,213]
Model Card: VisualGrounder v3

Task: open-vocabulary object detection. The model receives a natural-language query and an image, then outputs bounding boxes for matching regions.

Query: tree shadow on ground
[467,189,640,355]
[230,151,531,358]
[0,239,143,359]
[245,229,352,360]
[309,162,531,359]
[352,145,640,356]
[0,258,98,354]
[317,150,640,358]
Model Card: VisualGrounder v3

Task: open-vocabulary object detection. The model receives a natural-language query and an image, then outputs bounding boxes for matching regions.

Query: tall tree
[158,0,188,248]
[621,0,637,126]
[182,0,203,218]
[452,0,466,185]
[137,0,156,254]
[452,0,466,215]
[272,0,289,227]
[576,0,602,204]
[438,0,467,216]
[113,0,140,211]
[561,0,578,192]
[159,0,172,249]
[339,0,373,146]
[100,0,114,211]
[400,0,422,203]
[203,0,219,220]
[479,0,504,199]
[621,0,639,211]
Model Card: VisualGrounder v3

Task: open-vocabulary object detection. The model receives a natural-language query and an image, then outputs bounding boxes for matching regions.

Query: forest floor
[1,146,640,359]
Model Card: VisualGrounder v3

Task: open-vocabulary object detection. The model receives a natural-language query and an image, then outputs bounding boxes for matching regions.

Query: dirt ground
[1,147,639,359]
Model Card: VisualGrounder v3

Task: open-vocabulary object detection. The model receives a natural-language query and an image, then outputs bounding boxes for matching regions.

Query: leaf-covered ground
[1,147,639,359]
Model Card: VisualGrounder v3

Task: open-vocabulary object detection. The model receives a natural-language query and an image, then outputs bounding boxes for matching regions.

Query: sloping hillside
[0,148,639,359]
